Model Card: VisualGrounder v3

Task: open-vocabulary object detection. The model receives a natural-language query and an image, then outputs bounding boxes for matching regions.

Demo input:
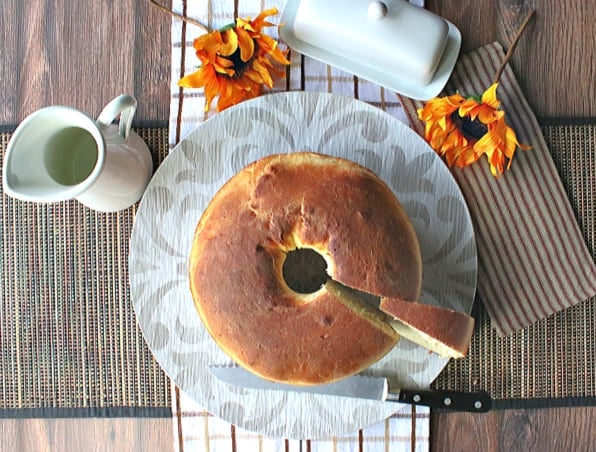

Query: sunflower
[178,7,290,112]
[417,83,530,177]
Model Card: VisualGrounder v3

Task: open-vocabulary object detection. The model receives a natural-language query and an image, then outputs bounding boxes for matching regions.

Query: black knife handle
[391,388,492,412]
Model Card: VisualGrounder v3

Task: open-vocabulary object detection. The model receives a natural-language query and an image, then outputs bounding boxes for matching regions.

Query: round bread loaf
[189,152,422,385]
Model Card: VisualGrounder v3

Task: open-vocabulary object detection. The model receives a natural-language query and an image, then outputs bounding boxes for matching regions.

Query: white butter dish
[279,0,461,100]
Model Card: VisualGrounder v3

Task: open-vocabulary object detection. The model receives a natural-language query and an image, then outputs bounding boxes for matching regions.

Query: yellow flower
[417,83,530,177]
[179,8,290,112]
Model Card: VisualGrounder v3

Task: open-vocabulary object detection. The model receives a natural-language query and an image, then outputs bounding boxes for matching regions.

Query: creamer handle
[96,94,137,140]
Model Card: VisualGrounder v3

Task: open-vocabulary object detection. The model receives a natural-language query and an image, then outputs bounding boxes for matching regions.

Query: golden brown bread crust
[189,152,422,385]
[380,297,475,358]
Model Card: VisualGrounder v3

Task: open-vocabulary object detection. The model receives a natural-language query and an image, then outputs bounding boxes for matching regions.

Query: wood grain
[0,0,171,125]
[0,418,172,452]
[427,0,596,118]
[431,407,596,452]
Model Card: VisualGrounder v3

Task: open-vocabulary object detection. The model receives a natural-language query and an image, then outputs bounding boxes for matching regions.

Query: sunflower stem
[148,0,209,32]
[493,9,536,85]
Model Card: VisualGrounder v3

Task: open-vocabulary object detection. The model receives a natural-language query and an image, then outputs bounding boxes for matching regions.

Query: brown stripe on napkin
[399,42,596,335]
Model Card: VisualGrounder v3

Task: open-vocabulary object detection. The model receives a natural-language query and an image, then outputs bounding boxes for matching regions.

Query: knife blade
[209,366,491,412]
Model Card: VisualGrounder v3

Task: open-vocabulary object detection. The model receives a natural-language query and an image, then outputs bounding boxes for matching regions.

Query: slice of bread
[324,279,399,341]
[380,297,474,358]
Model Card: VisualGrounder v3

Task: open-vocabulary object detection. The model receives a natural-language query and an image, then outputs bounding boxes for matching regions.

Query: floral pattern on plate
[129,92,477,439]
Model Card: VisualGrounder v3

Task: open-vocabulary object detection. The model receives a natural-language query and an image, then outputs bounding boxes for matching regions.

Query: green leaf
[218,22,236,32]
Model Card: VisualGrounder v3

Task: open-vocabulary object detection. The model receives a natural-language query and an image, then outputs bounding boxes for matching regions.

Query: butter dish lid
[279,0,461,100]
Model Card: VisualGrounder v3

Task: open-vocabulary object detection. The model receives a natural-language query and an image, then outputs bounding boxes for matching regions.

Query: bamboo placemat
[0,128,170,417]
[0,124,594,415]
[433,123,596,408]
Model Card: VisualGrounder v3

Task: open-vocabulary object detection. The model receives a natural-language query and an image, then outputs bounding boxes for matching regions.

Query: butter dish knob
[368,1,388,20]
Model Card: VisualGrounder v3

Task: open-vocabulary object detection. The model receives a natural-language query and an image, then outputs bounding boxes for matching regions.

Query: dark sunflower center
[450,111,488,140]
[223,43,258,79]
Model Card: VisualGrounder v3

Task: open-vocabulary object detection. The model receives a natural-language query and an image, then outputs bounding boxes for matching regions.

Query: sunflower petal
[219,29,239,56]
[251,58,274,87]
[214,56,236,76]
[194,31,222,52]
[477,106,503,124]
[236,17,255,32]
[251,7,279,30]
[459,99,480,117]
[236,27,255,62]
[481,83,501,109]
[178,65,212,89]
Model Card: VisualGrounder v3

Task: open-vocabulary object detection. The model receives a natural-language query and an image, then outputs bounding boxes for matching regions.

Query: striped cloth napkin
[168,0,430,450]
[399,42,596,335]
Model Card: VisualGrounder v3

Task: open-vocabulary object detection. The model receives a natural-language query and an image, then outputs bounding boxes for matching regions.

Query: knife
[209,366,491,412]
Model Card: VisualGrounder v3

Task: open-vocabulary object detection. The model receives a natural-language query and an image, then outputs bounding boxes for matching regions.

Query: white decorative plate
[129,92,477,439]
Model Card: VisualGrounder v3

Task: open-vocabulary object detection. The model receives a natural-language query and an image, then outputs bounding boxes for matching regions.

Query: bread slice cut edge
[380,297,475,358]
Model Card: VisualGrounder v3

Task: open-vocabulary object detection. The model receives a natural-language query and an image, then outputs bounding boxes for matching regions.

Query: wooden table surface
[1,0,595,451]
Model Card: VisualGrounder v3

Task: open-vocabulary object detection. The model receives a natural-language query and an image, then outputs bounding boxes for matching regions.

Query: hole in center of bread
[282,248,328,294]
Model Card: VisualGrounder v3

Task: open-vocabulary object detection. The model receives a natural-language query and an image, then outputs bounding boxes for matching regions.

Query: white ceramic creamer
[2,95,153,212]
